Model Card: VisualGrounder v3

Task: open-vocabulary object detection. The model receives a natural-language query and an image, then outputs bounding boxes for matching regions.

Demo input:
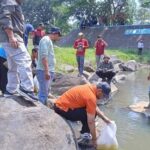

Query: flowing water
[101,68,150,150]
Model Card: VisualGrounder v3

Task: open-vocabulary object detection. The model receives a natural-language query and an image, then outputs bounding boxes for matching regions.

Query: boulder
[110,55,122,64]
[51,74,88,95]
[0,96,77,150]
[128,101,150,117]
[84,64,95,73]
[88,73,100,83]
[114,74,126,83]
[119,60,138,71]
[83,71,91,79]
[60,65,75,73]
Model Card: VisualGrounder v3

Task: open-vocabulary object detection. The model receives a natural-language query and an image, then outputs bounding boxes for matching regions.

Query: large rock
[51,74,88,95]
[110,55,122,64]
[119,60,138,71]
[84,65,95,73]
[0,96,77,150]
[59,65,75,73]
[88,73,100,83]
[128,101,150,117]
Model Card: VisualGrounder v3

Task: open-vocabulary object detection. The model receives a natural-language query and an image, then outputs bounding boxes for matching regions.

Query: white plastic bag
[97,121,118,150]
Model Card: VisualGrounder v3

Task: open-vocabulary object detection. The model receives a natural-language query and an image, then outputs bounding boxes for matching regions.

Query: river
[101,68,150,150]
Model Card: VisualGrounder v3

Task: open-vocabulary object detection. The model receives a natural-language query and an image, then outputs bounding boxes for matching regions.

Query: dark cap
[39,23,44,27]
[47,27,62,36]
[103,55,110,59]
[97,35,102,38]
[96,82,111,98]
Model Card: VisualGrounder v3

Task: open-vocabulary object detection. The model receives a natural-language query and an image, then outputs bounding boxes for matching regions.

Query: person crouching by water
[96,55,116,84]
[54,82,112,148]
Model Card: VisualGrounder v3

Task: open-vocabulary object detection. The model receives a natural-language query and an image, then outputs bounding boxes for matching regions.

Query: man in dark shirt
[96,55,116,84]
[23,23,34,47]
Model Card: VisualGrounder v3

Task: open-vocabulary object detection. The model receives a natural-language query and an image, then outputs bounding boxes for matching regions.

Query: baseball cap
[103,55,110,59]
[96,82,111,98]
[78,32,84,36]
[47,27,62,36]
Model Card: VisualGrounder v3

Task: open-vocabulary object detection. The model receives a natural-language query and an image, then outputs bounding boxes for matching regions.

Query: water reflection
[101,68,150,150]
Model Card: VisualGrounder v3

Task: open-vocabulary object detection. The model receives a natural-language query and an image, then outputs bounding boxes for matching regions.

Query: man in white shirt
[137,40,144,55]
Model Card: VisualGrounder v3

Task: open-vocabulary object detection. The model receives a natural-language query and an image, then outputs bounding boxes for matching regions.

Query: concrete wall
[58,25,150,51]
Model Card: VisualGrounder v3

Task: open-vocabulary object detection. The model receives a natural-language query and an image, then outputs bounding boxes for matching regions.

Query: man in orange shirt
[73,32,89,77]
[54,82,112,148]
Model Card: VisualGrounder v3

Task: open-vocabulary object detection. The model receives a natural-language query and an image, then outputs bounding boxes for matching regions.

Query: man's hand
[92,139,97,149]
[45,71,50,80]
[103,68,107,73]
[9,37,19,48]
[104,118,112,124]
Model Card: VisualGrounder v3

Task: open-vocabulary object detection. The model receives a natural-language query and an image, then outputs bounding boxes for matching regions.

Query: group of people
[0,1,113,148]
[0,0,150,149]
[74,32,116,84]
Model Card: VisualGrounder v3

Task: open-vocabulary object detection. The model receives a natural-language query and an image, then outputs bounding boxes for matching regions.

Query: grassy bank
[54,47,150,70]
[28,42,150,71]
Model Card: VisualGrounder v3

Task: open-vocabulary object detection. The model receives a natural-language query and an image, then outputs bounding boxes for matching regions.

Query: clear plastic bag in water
[97,121,118,150]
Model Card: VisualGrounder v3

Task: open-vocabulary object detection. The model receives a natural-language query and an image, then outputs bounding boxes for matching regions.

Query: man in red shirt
[32,23,45,49]
[54,82,112,148]
[94,35,108,69]
[73,32,89,77]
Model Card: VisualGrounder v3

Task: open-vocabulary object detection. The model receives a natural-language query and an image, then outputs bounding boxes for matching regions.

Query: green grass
[54,47,150,70]
[28,40,150,72]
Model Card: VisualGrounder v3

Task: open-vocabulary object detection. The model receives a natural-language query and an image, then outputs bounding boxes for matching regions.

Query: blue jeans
[76,56,84,75]
[36,70,54,105]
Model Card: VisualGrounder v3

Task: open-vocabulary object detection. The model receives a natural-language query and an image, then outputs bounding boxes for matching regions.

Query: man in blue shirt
[0,46,8,95]
[23,23,34,47]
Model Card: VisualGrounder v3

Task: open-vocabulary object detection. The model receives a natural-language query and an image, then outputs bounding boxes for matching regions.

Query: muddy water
[101,68,150,150]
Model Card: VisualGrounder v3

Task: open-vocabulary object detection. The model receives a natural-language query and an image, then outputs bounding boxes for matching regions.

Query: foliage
[22,0,146,33]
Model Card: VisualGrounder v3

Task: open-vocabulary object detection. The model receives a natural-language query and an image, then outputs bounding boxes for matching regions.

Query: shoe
[80,133,92,140]
[18,86,38,101]
[77,138,93,148]
[4,91,16,97]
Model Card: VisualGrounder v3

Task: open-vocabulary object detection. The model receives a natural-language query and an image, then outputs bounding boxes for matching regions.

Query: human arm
[96,106,112,124]
[73,40,78,49]
[102,39,108,47]
[83,39,89,49]
[41,39,50,80]
[87,113,97,148]
[1,5,19,48]
[42,57,50,80]
[5,28,19,48]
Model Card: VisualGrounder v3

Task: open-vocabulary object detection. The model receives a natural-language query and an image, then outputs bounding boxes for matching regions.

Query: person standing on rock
[0,0,38,100]
[36,27,61,105]
[54,82,112,148]
[94,35,108,69]
[73,32,89,77]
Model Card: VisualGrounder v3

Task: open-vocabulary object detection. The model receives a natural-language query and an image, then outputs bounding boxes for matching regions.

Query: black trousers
[0,57,8,94]
[138,48,142,55]
[54,105,90,134]
[96,70,116,84]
